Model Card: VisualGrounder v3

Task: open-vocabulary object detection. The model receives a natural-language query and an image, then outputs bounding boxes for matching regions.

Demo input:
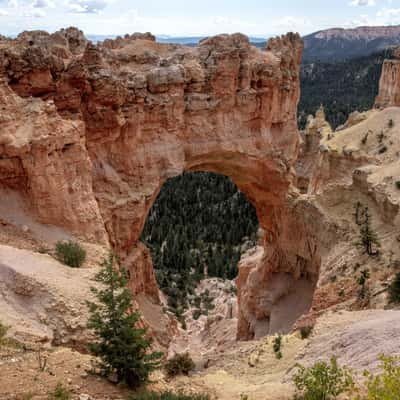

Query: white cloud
[66,0,110,14]
[7,0,18,8]
[0,8,9,16]
[377,7,400,20]
[347,6,400,27]
[22,8,46,17]
[271,16,312,32]
[349,0,376,6]
[32,0,55,8]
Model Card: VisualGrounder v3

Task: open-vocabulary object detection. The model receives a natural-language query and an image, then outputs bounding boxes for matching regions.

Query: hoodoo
[0,27,324,340]
[375,48,400,109]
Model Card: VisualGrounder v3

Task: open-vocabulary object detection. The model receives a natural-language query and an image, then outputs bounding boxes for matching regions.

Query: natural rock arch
[0,28,326,340]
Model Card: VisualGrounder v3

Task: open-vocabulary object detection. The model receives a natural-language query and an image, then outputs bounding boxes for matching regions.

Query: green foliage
[378,145,388,154]
[395,181,400,190]
[273,335,283,360]
[87,254,163,389]
[141,171,258,318]
[0,320,9,346]
[353,202,364,226]
[293,357,354,400]
[48,382,71,400]
[300,326,313,340]
[164,353,195,377]
[190,289,215,319]
[128,391,209,400]
[359,355,400,400]
[356,206,380,256]
[388,273,400,304]
[55,240,86,268]
[192,309,202,320]
[357,270,371,300]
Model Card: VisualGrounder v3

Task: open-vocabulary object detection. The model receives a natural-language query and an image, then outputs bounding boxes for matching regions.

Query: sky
[0,0,400,37]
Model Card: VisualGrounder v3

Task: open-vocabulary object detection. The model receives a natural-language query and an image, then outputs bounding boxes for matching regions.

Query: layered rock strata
[375,48,400,108]
[0,27,323,340]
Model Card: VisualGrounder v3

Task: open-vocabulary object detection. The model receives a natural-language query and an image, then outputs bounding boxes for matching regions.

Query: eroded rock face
[375,49,400,108]
[0,28,313,340]
[295,106,332,193]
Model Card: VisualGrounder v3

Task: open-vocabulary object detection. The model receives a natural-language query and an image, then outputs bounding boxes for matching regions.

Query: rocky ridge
[0,27,310,341]
[303,25,400,61]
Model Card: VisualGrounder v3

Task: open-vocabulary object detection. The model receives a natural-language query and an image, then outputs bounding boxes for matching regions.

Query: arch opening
[140,171,259,328]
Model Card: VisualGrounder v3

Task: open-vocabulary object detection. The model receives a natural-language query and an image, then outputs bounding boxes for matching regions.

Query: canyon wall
[0,28,321,340]
[375,49,400,108]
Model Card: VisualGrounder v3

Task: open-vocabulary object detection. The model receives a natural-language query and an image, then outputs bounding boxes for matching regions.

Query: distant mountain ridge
[87,34,268,47]
[303,25,400,61]
[87,25,400,62]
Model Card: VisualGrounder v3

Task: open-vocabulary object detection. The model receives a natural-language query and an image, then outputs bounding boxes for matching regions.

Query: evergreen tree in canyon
[87,255,163,389]
[357,206,380,256]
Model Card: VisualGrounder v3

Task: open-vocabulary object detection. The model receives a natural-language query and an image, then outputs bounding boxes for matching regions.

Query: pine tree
[353,201,363,225]
[87,254,163,389]
[357,206,380,256]
[389,273,400,304]
[357,269,370,300]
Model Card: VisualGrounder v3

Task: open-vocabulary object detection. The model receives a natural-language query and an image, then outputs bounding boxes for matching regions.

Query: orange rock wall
[0,28,321,339]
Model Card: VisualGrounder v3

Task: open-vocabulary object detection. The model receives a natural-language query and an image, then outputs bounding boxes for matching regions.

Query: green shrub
[192,309,202,320]
[273,335,283,359]
[389,273,400,304]
[128,391,209,400]
[48,382,71,400]
[300,326,313,340]
[357,269,371,300]
[55,240,86,268]
[360,355,400,400]
[395,181,400,190]
[165,353,195,377]
[378,145,388,154]
[0,321,9,346]
[293,357,354,400]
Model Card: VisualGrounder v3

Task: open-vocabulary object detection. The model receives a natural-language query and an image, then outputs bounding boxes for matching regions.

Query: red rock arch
[0,28,324,340]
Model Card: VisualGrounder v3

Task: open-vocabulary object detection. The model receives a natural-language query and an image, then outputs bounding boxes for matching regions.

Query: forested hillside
[141,172,258,318]
[298,49,393,129]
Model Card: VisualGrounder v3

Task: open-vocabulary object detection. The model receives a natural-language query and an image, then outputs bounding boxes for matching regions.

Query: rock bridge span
[0,28,326,340]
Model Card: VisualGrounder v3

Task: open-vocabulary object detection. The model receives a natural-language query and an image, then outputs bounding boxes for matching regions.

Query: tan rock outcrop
[375,49,400,108]
[0,28,319,341]
[296,106,332,193]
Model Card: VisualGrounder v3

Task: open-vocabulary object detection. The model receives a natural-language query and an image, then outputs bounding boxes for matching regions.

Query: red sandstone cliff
[0,27,309,340]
